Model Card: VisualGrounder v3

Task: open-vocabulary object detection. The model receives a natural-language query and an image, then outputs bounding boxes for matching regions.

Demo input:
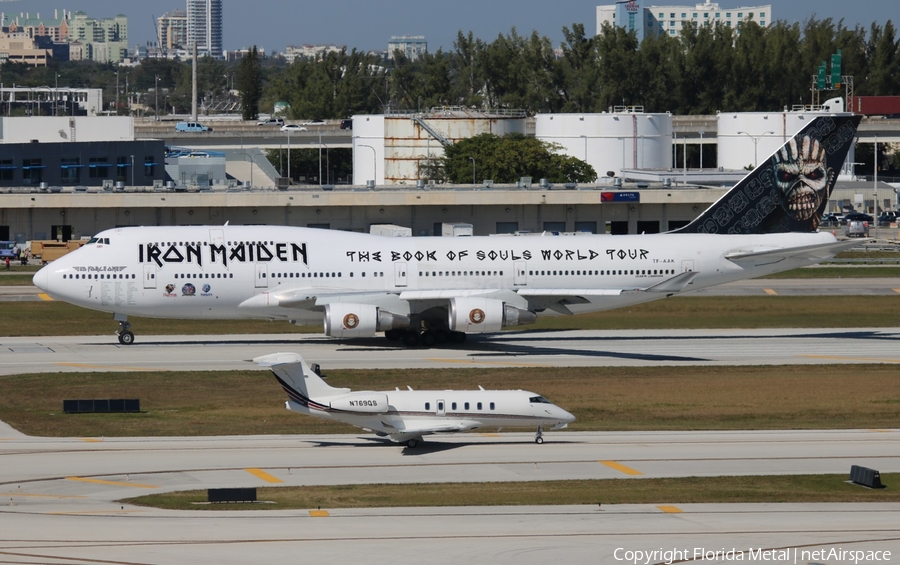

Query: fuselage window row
[63,273,137,280]
[425,401,494,411]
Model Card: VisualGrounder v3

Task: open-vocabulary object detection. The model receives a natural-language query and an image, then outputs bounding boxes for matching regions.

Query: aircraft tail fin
[674,114,861,235]
[254,352,349,408]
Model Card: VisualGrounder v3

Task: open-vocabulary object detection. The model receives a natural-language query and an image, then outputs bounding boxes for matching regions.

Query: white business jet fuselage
[32,114,862,346]
[256,352,575,446]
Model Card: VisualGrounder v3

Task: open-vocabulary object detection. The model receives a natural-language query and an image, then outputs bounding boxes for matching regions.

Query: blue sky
[6,0,896,53]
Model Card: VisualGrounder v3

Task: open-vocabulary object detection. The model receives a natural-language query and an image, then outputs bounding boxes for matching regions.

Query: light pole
[874,134,879,223]
[130,155,134,187]
[238,152,255,187]
[114,71,119,116]
[737,130,774,167]
[154,75,160,121]
[698,130,705,169]
[358,143,376,186]
[469,157,476,185]
[54,74,59,116]
[287,131,291,181]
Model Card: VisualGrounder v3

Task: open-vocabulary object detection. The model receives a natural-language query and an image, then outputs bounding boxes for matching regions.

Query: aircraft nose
[32,265,50,292]
[559,407,576,423]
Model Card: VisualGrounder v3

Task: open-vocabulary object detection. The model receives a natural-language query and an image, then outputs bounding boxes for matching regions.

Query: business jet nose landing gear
[535,426,544,444]
[114,314,134,345]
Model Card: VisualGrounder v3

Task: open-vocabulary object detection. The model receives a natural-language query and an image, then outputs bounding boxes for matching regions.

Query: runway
[2,327,899,375]
[1,427,898,564]
[2,282,899,562]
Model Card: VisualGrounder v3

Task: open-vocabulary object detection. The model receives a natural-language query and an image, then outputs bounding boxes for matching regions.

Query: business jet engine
[329,392,389,414]
[448,297,537,334]
[324,303,410,338]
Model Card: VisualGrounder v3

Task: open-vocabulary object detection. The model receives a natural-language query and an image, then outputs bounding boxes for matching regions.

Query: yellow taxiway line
[599,460,643,476]
[37,293,53,301]
[66,477,158,489]
[245,468,284,483]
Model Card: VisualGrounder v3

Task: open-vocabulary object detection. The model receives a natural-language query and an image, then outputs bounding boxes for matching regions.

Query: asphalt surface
[1,328,898,375]
[1,426,897,564]
[1,277,898,563]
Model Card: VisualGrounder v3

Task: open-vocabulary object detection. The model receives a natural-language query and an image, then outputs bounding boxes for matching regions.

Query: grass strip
[3,295,900,336]
[2,366,898,437]
[123,474,900,510]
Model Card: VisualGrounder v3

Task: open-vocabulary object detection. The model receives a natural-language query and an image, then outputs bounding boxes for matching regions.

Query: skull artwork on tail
[772,134,833,230]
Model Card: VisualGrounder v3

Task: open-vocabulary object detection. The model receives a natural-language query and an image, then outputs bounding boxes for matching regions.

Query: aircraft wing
[724,239,869,267]
[383,418,483,442]
[516,271,699,314]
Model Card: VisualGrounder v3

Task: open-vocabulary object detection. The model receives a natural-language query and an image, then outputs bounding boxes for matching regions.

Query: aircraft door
[209,229,224,247]
[514,260,527,286]
[255,264,268,288]
[681,260,695,273]
[436,399,445,416]
[394,262,407,287]
[143,264,157,289]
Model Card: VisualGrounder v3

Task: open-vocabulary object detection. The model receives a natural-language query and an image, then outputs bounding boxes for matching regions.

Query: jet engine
[448,297,537,334]
[324,303,409,338]
[329,392,389,414]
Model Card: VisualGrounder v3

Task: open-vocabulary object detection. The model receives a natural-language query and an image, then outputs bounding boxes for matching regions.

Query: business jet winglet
[255,352,575,448]
[33,114,863,346]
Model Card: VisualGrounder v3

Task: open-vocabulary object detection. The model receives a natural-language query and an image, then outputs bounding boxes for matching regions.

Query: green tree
[439,133,596,184]
[237,46,262,120]
[559,23,601,112]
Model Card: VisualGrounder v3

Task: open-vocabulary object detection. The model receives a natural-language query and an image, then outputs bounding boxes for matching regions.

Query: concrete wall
[1,116,134,143]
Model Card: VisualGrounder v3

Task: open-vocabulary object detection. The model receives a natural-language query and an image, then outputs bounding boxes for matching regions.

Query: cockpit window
[529,396,552,404]
[86,237,111,245]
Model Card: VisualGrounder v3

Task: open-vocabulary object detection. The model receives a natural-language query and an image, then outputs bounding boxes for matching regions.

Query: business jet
[255,351,575,447]
[33,114,862,346]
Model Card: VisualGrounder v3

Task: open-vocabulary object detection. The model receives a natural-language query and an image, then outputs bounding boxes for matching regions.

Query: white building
[186,0,223,59]
[596,1,772,41]
[282,44,345,64]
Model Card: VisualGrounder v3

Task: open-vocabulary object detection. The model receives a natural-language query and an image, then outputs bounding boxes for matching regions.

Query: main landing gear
[385,328,467,348]
[115,314,134,345]
[535,426,544,444]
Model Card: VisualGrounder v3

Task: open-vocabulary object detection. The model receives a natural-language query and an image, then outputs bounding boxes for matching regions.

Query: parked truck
[31,240,85,264]
[441,223,473,237]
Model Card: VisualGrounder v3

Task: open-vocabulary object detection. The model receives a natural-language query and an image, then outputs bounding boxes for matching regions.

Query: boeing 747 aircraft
[256,352,575,447]
[33,115,862,346]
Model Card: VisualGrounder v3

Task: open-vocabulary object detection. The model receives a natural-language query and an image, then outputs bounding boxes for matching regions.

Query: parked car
[820,213,843,226]
[280,124,308,132]
[175,122,211,132]
[878,211,898,226]
[301,119,326,126]
[257,117,284,126]
[842,211,873,223]
[845,220,870,238]
[340,119,353,130]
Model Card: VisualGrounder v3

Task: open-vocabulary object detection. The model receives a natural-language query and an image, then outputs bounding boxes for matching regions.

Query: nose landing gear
[535,426,544,444]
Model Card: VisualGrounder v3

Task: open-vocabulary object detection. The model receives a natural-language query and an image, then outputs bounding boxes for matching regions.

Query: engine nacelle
[329,392,389,414]
[324,303,409,338]
[448,297,537,334]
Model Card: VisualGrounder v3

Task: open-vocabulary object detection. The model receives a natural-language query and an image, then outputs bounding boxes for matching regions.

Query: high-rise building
[388,35,427,60]
[596,1,772,41]
[186,0,223,59]
[158,9,188,54]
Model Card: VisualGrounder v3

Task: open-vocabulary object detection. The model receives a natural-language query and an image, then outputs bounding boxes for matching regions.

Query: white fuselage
[288,388,575,437]
[33,225,837,325]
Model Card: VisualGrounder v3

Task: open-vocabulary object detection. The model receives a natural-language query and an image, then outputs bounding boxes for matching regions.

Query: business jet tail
[254,352,349,409]
[675,114,861,235]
